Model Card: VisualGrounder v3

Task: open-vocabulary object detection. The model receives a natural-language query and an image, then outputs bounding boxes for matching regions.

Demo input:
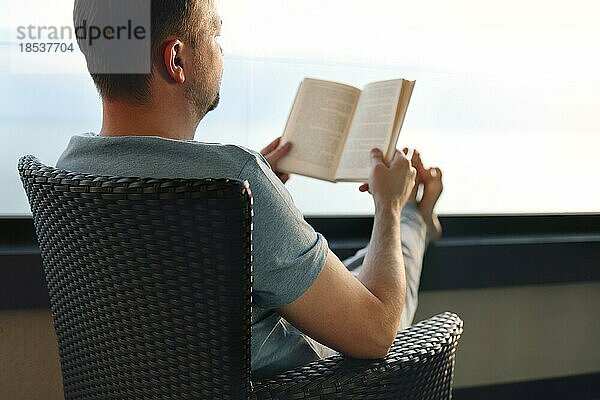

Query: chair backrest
[18,155,253,400]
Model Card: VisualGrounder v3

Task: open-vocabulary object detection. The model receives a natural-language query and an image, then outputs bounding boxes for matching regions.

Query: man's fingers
[261,136,282,154]
[279,173,291,184]
[268,141,292,162]
[370,148,385,167]
[390,148,411,167]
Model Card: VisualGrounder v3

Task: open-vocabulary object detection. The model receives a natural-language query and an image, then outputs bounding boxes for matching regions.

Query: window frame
[1,213,599,309]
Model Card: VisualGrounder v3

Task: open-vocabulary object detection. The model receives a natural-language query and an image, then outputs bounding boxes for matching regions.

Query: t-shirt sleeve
[238,152,329,309]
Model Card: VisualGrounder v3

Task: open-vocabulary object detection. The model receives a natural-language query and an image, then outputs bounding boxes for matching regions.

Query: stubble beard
[185,71,221,123]
[206,91,220,113]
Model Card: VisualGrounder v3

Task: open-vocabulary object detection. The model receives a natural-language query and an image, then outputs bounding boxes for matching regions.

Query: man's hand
[360,148,416,211]
[261,137,292,184]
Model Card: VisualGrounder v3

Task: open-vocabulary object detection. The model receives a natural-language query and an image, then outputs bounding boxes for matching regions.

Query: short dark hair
[74,0,207,103]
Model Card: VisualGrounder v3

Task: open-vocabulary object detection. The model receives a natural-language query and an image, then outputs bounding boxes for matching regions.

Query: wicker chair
[19,155,463,399]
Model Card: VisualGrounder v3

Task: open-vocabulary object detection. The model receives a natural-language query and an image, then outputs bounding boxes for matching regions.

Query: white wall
[414,282,600,388]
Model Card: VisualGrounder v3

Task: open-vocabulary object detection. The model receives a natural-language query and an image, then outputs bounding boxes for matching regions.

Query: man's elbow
[360,343,393,360]
[358,300,403,359]
[347,319,399,359]
[346,333,394,359]
[367,326,397,358]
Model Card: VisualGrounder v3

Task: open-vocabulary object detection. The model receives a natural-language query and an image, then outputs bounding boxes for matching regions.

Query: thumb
[370,148,384,167]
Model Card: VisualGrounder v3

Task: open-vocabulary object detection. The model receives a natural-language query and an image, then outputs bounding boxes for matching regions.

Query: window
[1,0,599,215]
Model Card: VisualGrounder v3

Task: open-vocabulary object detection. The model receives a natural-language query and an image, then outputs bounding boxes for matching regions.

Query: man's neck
[99,99,198,141]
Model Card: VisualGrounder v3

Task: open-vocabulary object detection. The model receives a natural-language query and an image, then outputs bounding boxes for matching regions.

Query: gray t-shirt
[56,133,329,378]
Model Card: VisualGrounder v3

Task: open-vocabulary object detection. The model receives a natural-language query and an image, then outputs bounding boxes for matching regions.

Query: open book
[277,78,415,182]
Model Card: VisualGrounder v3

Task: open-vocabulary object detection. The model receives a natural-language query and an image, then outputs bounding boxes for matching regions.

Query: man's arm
[277,148,416,358]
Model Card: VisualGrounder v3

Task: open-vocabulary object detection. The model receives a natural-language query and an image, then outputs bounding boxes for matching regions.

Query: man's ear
[163,39,186,84]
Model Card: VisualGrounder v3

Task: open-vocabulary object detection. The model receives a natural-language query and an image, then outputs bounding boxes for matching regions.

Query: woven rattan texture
[19,156,253,399]
[253,312,463,399]
[19,155,463,400]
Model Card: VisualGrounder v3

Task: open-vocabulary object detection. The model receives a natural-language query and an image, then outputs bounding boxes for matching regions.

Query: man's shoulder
[69,133,259,158]
[182,140,271,179]
[58,133,268,180]
[184,140,260,164]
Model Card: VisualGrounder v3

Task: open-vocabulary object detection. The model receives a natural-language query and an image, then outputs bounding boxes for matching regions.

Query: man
[58,0,443,378]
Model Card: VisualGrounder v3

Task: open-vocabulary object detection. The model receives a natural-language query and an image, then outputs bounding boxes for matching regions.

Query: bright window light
[1,0,599,215]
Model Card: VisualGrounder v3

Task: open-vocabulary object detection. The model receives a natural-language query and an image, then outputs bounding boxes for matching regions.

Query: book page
[335,79,403,181]
[278,78,361,181]
[385,80,415,161]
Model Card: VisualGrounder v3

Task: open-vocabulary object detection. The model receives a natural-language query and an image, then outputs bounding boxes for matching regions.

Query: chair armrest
[252,312,463,400]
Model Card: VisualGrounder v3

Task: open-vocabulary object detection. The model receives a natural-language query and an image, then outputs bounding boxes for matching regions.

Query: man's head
[74,0,223,123]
